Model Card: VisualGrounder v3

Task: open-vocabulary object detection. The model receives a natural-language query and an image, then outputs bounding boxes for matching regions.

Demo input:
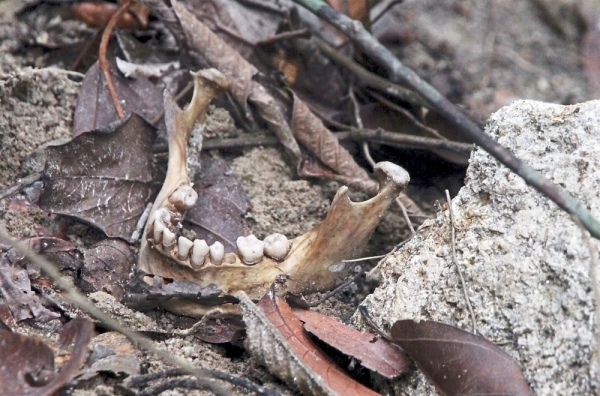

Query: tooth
[178,236,194,260]
[263,233,290,260]
[191,239,210,267]
[169,185,198,211]
[162,228,176,250]
[153,220,166,244]
[155,207,171,224]
[236,235,264,265]
[209,241,224,265]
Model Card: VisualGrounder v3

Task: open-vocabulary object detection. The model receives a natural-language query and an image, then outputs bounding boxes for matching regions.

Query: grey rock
[358,100,600,395]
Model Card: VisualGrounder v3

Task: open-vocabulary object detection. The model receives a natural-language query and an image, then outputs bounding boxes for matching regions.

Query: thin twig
[366,238,411,279]
[257,28,311,45]
[369,90,447,141]
[0,172,42,202]
[308,270,364,307]
[357,305,394,343]
[150,81,194,125]
[131,369,282,396]
[315,36,428,108]
[172,308,223,337]
[153,129,473,157]
[0,226,230,395]
[343,254,385,263]
[574,216,600,389]
[98,0,134,118]
[292,0,600,239]
[370,0,404,26]
[445,190,477,333]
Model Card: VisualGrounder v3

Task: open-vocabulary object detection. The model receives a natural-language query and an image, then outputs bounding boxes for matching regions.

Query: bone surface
[209,241,224,265]
[263,233,290,260]
[177,236,193,260]
[191,239,209,267]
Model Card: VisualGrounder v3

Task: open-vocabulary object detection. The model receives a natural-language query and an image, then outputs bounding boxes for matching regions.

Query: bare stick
[445,190,477,333]
[292,0,600,239]
[343,254,385,263]
[0,226,230,395]
[308,269,364,307]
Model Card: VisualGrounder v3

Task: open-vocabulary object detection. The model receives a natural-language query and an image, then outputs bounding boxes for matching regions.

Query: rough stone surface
[358,100,600,395]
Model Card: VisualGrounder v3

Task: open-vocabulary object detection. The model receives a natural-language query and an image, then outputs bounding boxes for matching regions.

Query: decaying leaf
[0,317,94,396]
[73,62,164,137]
[391,320,533,396]
[292,308,410,378]
[78,239,135,300]
[39,114,161,240]
[239,291,379,396]
[185,156,251,253]
[78,332,140,381]
[0,254,60,322]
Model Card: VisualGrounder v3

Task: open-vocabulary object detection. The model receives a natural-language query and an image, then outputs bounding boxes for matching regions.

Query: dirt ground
[0,0,597,394]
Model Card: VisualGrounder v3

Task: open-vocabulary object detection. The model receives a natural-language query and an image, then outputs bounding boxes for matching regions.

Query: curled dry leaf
[73,62,164,137]
[0,254,60,323]
[0,317,94,396]
[391,320,533,396]
[40,114,161,240]
[292,308,410,378]
[78,332,140,381]
[239,291,380,396]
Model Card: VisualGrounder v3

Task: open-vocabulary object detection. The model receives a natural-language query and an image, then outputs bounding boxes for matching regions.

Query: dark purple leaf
[39,114,161,240]
[79,239,135,300]
[391,320,532,396]
[73,61,164,137]
[185,156,251,253]
[0,318,94,396]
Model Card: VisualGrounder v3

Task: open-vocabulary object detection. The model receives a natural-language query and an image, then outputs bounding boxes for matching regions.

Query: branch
[292,0,600,239]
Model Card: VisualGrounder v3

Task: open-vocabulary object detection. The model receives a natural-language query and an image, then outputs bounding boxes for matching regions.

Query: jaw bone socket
[236,235,264,265]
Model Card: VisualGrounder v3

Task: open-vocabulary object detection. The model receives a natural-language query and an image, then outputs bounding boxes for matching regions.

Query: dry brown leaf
[240,291,380,396]
[292,308,410,378]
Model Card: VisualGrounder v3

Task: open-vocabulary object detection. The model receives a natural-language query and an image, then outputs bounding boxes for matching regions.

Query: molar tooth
[263,233,290,260]
[209,242,224,265]
[191,239,210,267]
[162,228,176,250]
[169,185,198,211]
[236,235,264,265]
[177,236,194,260]
[153,220,166,244]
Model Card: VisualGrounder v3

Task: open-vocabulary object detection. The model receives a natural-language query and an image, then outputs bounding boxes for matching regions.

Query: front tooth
[169,185,198,211]
[263,233,290,260]
[209,242,224,265]
[153,220,166,244]
[191,239,210,267]
[178,236,194,260]
[162,228,176,250]
[155,207,171,224]
[236,235,264,265]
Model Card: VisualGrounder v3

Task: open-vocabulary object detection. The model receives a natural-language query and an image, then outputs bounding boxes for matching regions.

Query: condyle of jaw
[138,69,410,317]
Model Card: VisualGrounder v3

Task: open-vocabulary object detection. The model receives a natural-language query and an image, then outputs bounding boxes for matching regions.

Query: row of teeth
[150,207,290,266]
